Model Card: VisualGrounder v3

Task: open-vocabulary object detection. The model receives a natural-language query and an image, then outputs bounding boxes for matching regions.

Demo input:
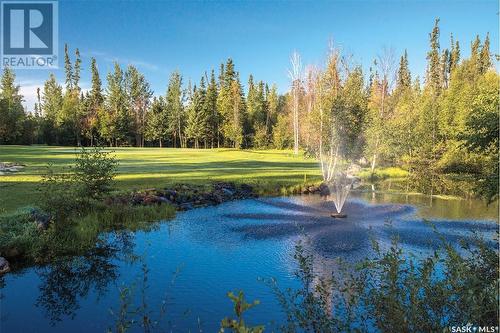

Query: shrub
[0,212,39,258]
[270,231,499,332]
[73,147,117,200]
[38,164,83,224]
[220,291,264,333]
[38,147,118,224]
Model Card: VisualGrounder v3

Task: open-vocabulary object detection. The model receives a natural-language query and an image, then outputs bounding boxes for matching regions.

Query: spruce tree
[449,35,460,73]
[0,67,25,143]
[104,62,130,146]
[426,18,441,94]
[479,33,491,73]
[397,50,411,89]
[441,49,450,88]
[86,58,103,145]
[185,83,206,148]
[125,65,152,146]
[205,70,219,147]
[165,71,184,147]
[145,97,168,147]
[73,48,82,92]
[40,75,61,144]
[64,44,73,91]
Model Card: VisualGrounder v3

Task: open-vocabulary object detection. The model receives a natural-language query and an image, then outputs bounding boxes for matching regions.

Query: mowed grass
[0,145,322,213]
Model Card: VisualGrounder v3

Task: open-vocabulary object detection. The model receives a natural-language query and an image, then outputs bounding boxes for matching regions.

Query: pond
[0,192,497,332]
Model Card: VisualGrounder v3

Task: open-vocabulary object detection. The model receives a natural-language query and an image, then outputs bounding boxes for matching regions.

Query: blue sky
[12,0,499,110]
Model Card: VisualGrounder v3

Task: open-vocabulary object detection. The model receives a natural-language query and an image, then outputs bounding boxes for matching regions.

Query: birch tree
[288,51,302,155]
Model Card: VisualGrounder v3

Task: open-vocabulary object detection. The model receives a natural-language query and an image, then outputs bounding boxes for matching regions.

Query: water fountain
[329,173,352,218]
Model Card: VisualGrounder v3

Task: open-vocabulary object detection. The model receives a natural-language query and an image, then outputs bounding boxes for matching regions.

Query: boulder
[4,247,20,259]
[156,196,171,204]
[222,188,234,197]
[319,183,330,196]
[0,257,10,274]
[29,208,51,231]
[240,184,253,193]
[142,195,170,205]
[164,189,177,200]
[212,192,224,204]
[179,202,193,211]
[308,185,319,193]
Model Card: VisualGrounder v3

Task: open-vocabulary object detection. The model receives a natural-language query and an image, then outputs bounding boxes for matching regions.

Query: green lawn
[0,145,322,213]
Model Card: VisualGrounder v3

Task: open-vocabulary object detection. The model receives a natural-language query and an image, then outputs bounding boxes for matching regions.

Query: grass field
[0,145,322,213]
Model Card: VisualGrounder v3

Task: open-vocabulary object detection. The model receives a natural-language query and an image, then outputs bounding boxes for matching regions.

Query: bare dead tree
[288,51,302,156]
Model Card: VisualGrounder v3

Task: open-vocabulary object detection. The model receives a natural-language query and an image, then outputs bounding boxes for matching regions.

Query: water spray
[329,173,355,218]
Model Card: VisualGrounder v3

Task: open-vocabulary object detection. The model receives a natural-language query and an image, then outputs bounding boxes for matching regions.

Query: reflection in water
[35,232,135,324]
[230,197,496,260]
[0,194,497,332]
[352,190,498,221]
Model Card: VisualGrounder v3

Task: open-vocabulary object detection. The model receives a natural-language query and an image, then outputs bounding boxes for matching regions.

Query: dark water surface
[1,193,497,332]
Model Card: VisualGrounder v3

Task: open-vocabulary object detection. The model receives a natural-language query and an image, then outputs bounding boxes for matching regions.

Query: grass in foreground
[0,146,322,213]
[0,203,175,263]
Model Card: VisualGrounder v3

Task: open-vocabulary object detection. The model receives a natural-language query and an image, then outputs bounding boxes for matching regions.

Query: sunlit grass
[0,145,322,213]
[358,166,408,180]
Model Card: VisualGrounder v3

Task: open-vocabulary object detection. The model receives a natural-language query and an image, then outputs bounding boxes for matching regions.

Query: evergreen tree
[60,45,83,145]
[224,58,236,87]
[396,50,411,89]
[64,44,73,91]
[449,35,460,73]
[145,97,168,147]
[0,67,25,143]
[217,58,245,147]
[441,49,450,88]
[40,74,63,144]
[221,75,245,148]
[470,35,481,63]
[125,65,152,146]
[73,48,82,92]
[85,57,104,145]
[165,71,184,147]
[205,70,219,147]
[426,18,441,94]
[103,62,130,146]
[479,33,491,73]
[266,84,279,134]
[185,79,209,148]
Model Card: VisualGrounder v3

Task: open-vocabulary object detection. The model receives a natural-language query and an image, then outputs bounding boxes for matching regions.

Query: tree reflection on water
[35,231,135,324]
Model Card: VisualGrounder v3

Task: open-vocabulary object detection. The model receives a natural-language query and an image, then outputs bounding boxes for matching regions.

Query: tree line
[0,19,497,199]
[0,47,286,149]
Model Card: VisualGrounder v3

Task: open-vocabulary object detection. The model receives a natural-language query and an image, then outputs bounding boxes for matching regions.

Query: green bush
[0,212,39,258]
[220,291,264,333]
[74,147,118,200]
[38,147,117,225]
[38,165,83,224]
[270,231,499,332]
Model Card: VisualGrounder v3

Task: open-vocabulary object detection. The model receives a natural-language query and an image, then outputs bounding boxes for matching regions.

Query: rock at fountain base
[331,213,347,218]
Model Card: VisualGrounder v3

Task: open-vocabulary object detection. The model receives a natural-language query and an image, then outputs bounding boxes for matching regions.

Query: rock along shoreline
[105,182,260,211]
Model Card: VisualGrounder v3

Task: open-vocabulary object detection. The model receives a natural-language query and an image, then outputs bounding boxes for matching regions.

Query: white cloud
[19,80,90,113]
[19,81,43,112]
[82,50,160,72]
